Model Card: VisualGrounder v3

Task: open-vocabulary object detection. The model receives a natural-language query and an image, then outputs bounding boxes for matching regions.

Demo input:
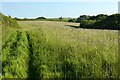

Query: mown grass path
[2,21,119,78]
[26,31,43,78]
[2,29,29,78]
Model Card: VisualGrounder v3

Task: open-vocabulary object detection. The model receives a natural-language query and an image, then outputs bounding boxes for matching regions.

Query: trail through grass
[2,21,119,78]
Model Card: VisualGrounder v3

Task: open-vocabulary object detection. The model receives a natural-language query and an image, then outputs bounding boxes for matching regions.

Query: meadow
[2,20,119,78]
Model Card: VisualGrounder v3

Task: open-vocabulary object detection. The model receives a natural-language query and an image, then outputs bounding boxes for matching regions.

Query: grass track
[2,21,119,78]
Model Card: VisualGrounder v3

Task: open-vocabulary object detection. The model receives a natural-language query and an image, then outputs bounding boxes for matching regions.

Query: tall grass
[22,21,119,78]
[2,21,119,78]
[2,28,29,78]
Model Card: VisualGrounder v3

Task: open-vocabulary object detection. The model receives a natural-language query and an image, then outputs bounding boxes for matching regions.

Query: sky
[1,0,120,2]
[1,2,119,18]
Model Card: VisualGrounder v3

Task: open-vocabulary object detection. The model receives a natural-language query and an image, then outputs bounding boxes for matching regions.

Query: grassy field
[2,21,119,78]
[0,22,2,79]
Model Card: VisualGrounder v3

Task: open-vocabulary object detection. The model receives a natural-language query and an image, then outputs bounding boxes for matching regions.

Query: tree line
[76,14,120,30]
[1,12,119,30]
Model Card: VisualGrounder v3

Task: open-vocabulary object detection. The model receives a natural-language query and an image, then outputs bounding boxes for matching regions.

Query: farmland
[2,21,119,78]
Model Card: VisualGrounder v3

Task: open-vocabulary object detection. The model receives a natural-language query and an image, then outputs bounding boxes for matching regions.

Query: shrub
[68,19,75,22]
[79,14,120,30]
[89,14,108,21]
[94,14,120,30]
[2,14,19,28]
[76,15,91,23]
[80,20,96,28]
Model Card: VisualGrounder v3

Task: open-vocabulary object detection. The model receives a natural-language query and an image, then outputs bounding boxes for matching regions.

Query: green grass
[2,27,29,78]
[0,22,2,79]
[2,21,119,78]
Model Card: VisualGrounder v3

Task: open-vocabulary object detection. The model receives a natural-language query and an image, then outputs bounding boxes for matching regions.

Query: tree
[36,17,46,19]
[14,17,19,20]
[76,15,90,23]
[59,16,63,19]
[79,14,120,30]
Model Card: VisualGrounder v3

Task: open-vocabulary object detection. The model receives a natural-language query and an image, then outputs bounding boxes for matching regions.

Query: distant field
[2,21,119,78]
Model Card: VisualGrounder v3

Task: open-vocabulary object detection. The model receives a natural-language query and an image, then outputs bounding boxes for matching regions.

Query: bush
[68,19,75,22]
[94,14,120,30]
[80,20,96,28]
[76,14,108,23]
[89,14,108,21]
[2,14,19,28]
[79,14,120,30]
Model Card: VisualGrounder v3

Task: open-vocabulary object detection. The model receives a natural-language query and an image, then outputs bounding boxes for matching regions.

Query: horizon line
[2,13,118,19]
